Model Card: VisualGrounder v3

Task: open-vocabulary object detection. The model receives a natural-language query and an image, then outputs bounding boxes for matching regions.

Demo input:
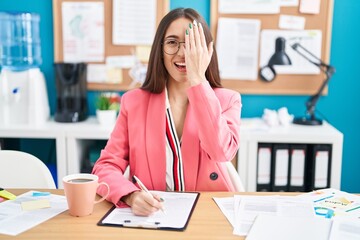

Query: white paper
[260,29,322,74]
[101,191,198,229]
[279,15,305,30]
[297,188,360,219]
[300,0,321,14]
[112,0,156,45]
[246,215,332,240]
[213,197,236,227]
[233,195,314,236]
[216,18,261,80]
[280,0,299,7]
[0,191,68,236]
[218,0,280,14]
[87,64,106,83]
[329,216,360,240]
[106,55,137,68]
[62,2,105,62]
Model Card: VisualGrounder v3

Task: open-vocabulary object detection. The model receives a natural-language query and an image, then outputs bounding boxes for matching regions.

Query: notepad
[98,191,199,231]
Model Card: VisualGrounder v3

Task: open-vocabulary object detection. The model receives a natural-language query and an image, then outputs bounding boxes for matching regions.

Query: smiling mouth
[175,62,186,72]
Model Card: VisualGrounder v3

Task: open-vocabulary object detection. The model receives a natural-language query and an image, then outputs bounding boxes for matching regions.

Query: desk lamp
[259,37,335,126]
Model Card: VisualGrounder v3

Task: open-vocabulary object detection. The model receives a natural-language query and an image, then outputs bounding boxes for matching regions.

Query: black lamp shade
[268,37,292,66]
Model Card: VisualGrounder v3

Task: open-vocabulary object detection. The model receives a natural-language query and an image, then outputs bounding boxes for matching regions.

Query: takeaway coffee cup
[63,173,110,217]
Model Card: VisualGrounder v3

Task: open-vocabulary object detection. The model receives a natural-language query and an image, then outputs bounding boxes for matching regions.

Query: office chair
[0,150,56,189]
[225,162,245,192]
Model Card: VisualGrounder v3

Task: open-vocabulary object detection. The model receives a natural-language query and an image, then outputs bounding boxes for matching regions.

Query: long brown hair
[141,8,222,93]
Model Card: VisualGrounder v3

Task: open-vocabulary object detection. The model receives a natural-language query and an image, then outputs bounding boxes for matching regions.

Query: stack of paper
[213,188,360,239]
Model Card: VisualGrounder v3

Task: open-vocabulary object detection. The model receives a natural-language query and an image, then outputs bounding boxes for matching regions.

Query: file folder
[309,144,332,190]
[289,144,307,192]
[272,144,290,192]
[256,143,272,191]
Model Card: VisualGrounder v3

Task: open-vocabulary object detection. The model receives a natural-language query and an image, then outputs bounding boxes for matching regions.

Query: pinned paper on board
[300,0,321,14]
[260,29,322,74]
[216,18,261,80]
[61,2,105,62]
[218,0,280,14]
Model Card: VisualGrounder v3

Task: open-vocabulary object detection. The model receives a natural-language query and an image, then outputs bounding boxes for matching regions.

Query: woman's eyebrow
[164,35,180,40]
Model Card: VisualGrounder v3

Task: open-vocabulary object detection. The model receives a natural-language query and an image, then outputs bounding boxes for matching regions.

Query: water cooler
[0,12,49,125]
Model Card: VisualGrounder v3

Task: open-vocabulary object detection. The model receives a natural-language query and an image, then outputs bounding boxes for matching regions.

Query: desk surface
[1,190,297,240]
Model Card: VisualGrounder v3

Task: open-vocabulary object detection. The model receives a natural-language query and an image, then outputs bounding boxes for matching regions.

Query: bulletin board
[210,0,334,95]
[53,0,169,91]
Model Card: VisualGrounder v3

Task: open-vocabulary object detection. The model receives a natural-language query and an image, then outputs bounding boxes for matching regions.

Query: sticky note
[136,46,151,62]
[300,0,321,14]
[106,67,123,83]
[21,199,51,211]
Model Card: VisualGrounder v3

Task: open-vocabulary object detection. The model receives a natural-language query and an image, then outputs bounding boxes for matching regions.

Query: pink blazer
[92,82,241,206]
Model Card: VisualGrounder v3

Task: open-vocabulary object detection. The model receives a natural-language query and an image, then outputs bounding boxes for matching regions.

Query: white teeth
[176,62,186,66]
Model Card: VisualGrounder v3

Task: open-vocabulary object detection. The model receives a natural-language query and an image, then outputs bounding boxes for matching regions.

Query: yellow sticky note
[106,67,123,83]
[136,46,151,62]
[21,199,50,211]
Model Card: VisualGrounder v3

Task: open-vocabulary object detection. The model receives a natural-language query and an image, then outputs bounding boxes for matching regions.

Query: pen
[133,175,166,214]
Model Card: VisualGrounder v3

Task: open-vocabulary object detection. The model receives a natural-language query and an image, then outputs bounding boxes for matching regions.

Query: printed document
[216,18,261,80]
[112,0,156,45]
[62,2,105,62]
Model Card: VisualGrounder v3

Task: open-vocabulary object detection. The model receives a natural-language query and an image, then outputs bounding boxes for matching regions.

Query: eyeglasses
[162,39,185,55]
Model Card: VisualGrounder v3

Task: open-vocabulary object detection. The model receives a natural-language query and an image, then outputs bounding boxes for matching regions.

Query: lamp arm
[291,43,335,118]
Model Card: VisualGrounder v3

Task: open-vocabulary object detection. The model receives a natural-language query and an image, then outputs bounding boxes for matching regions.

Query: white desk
[0,117,343,190]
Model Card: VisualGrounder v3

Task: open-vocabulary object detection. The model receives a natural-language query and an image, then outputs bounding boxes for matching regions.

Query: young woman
[93,8,241,216]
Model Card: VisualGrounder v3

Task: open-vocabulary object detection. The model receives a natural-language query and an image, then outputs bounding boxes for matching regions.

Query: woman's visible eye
[164,40,178,46]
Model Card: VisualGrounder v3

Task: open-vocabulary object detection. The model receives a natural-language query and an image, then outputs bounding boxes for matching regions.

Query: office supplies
[133,175,166,213]
[98,191,199,231]
[272,144,290,192]
[21,199,51,211]
[256,143,272,191]
[0,188,16,200]
[0,191,67,236]
[289,145,307,192]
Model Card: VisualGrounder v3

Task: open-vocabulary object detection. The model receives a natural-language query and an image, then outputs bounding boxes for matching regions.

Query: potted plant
[95,92,121,127]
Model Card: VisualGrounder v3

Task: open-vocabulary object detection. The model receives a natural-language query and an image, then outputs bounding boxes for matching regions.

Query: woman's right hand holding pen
[122,191,164,216]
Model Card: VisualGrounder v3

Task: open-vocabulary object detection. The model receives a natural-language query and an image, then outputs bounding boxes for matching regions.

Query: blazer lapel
[181,103,200,191]
[145,91,167,190]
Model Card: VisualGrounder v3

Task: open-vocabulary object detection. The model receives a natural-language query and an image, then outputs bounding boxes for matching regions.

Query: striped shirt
[165,90,185,191]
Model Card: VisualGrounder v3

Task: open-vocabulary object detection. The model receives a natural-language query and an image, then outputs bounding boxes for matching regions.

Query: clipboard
[97,191,200,231]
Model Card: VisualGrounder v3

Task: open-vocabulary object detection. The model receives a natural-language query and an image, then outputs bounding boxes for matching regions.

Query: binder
[256,143,272,191]
[272,144,290,192]
[98,191,199,231]
[289,144,307,192]
[308,144,332,190]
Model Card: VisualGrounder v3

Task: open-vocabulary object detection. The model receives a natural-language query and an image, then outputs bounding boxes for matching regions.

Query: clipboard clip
[123,220,160,229]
